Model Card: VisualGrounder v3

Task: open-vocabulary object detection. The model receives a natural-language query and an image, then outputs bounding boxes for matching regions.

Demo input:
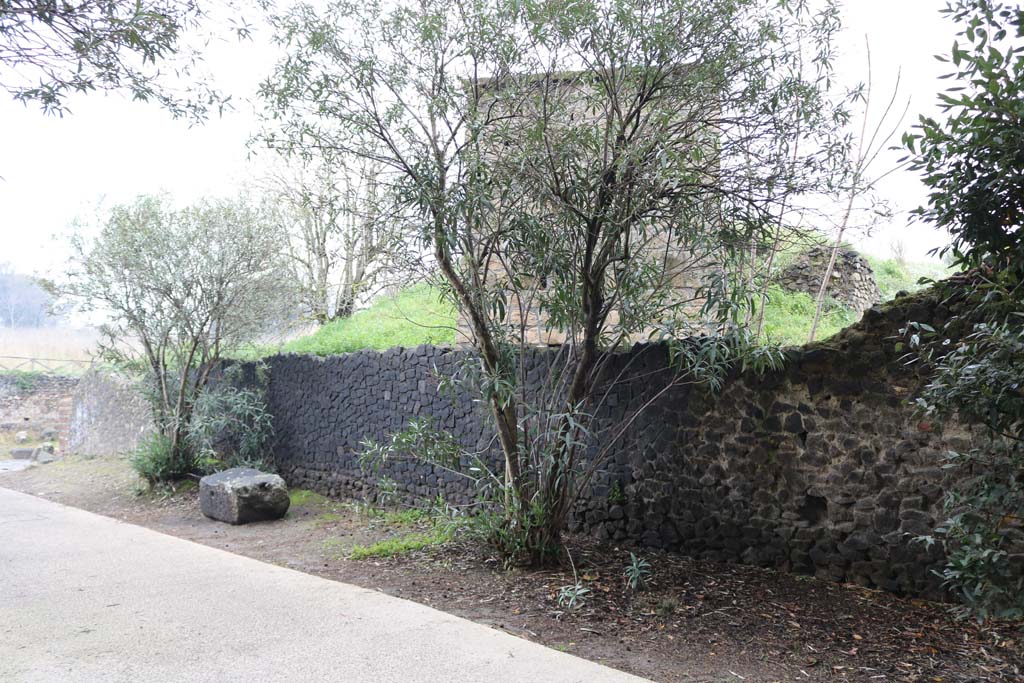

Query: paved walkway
[0,488,647,682]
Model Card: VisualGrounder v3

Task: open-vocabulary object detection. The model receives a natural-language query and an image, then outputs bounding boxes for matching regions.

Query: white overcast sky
[1,1,956,280]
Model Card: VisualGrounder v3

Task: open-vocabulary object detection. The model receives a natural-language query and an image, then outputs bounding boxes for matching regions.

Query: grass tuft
[289,489,328,507]
[379,508,431,526]
[349,526,453,560]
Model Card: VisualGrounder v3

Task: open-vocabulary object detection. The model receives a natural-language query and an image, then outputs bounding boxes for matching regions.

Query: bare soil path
[2,455,1021,682]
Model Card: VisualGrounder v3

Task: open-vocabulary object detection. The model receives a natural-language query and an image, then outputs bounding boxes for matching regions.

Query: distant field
[0,327,100,373]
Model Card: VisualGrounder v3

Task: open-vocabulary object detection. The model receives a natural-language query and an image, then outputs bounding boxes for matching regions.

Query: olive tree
[262,154,402,324]
[262,0,845,564]
[1,0,248,119]
[66,194,292,479]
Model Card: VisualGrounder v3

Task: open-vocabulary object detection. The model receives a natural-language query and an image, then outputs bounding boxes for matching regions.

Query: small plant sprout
[557,583,591,611]
[624,553,652,591]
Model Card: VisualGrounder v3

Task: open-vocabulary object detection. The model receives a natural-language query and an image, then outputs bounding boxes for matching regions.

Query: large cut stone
[9,447,35,460]
[199,468,290,525]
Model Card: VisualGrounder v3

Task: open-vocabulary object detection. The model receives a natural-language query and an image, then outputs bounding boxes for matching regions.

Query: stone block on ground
[10,447,35,460]
[33,449,57,464]
[199,467,290,525]
[14,431,29,443]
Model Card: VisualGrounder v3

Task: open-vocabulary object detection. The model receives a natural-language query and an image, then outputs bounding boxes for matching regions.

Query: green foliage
[903,1,1024,274]
[623,553,652,591]
[359,417,466,478]
[0,0,245,121]
[900,1,1024,621]
[758,286,857,345]
[556,583,591,610]
[907,276,1024,620]
[188,366,275,474]
[245,285,455,358]
[67,194,292,478]
[263,0,847,568]
[130,432,193,486]
[608,480,626,506]
[379,508,431,526]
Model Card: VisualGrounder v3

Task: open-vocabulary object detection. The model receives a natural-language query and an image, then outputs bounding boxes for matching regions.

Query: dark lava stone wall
[261,290,968,597]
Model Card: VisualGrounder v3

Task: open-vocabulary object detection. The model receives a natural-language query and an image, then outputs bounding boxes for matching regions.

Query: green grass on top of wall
[864,256,954,302]
[241,284,457,359]
[238,255,952,358]
[757,286,859,346]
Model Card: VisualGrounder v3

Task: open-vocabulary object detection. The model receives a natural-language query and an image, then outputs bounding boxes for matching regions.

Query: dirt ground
[2,455,1021,683]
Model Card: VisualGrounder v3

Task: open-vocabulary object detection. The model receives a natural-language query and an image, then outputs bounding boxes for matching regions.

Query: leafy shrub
[908,290,1024,620]
[130,433,193,485]
[188,365,275,473]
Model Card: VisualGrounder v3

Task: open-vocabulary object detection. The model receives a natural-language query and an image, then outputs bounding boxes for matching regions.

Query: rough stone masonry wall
[0,374,78,444]
[778,246,882,313]
[262,286,973,598]
[67,368,153,457]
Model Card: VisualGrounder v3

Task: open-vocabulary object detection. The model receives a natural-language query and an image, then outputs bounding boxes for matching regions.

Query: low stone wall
[67,369,152,457]
[778,246,881,313]
[0,374,78,445]
[260,287,971,598]
[55,284,974,597]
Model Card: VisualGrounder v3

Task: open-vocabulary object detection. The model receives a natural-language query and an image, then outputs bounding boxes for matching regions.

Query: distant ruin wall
[257,287,978,599]
[0,374,78,445]
[778,246,882,313]
[67,369,152,457]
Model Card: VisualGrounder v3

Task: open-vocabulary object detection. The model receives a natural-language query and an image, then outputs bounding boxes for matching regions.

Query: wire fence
[0,356,95,376]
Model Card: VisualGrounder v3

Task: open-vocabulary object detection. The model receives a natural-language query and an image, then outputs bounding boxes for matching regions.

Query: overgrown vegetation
[0,369,45,392]
[269,256,947,352]
[759,286,857,346]
[187,364,276,474]
[901,0,1024,620]
[865,256,952,302]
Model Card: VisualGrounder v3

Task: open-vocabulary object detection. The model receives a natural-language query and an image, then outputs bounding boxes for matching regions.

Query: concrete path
[0,488,647,682]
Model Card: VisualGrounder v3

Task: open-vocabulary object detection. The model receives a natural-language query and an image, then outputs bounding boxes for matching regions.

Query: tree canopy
[0,0,247,119]
[904,0,1024,272]
[66,194,292,477]
[262,0,847,565]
